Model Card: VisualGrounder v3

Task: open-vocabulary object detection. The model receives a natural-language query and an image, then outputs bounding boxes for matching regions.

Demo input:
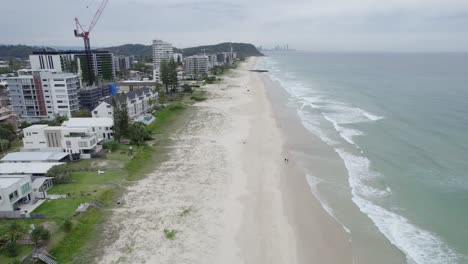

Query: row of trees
[160,58,178,94]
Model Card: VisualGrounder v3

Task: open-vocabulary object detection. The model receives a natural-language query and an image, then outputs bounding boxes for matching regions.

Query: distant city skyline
[2,0,468,52]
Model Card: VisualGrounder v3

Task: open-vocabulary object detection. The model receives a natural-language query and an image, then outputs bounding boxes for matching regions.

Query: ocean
[258,52,468,264]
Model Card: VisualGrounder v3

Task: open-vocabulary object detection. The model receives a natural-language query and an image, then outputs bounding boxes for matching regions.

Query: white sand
[97,58,347,264]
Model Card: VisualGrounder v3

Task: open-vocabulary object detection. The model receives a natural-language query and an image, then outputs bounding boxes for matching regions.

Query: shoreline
[95,57,354,263]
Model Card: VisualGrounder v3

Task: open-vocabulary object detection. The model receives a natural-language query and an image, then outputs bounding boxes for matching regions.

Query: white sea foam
[323,115,364,147]
[297,109,338,146]
[305,174,351,234]
[336,149,461,264]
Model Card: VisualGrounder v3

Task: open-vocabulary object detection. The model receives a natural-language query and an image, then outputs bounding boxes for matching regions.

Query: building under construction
[30,50,115,85]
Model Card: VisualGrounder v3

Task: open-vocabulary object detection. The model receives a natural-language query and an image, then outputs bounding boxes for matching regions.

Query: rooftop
[1,152,69,162]
[0,162,64,175]
[24,124,49,131]
[62,117,113,128]
[0,177,23,189]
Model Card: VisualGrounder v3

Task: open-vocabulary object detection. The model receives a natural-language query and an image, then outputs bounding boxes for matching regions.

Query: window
[21,183,30,195]
[55,84,65,87]
[66,140,71,148]
[58,106,68,109]
[79,142,88,148]
[44,90,49,92]
[9,191,18,200]
[53,78,64,81]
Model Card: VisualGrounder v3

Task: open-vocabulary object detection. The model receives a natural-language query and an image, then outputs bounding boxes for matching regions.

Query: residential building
[114,56,134,71]
[117,80,157,92]
[7,70,80,122]
[22,118,112,159]
[78,85,111,111]
[62,117,114,141]
[184,55,209,78]
[207,54,217,68]
[152,40,173,82]
[1,152,69,163]
[0,174,54,211]
[30,50,115,85]
[0,175,33,211]
[92,87,157,120]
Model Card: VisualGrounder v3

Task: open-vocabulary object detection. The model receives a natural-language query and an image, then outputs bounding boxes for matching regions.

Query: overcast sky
[2,0,468,51]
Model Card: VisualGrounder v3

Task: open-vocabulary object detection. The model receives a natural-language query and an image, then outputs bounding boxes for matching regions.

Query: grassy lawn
[0,90,197,263]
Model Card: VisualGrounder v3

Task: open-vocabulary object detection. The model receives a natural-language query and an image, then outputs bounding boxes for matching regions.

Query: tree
[168,58,178,92]
[112,94,129,140]
[160,59,170,94]
[0,139,10,152]
[72,109,92,117]
[47,164,71,183]
[0,123,17,143]
[128,122,151,145]
[176,55,182,65]
[4,222,26,257]
[31,225,50,246]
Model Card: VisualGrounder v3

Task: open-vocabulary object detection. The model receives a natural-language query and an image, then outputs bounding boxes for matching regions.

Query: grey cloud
[1,0,468,51]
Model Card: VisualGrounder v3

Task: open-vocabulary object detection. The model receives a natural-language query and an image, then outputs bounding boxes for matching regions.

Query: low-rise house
[92,87,157,121]
[0,174,55,211]
[0,175,33,211]
[1,152,69,163]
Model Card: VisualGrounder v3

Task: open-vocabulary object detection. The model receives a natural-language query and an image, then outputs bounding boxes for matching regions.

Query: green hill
[101,42,264,58]
[0,42,264,60]
[0,45,55,59]
[98,44,151,57]
[178,43,264,57]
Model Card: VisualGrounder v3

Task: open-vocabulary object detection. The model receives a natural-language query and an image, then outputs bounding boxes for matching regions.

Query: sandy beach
[96,57,352,264]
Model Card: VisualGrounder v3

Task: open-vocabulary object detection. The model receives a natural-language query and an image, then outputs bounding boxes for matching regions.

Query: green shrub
[6,242,18,257]
[103,141,119,152]
[63,219,73,232]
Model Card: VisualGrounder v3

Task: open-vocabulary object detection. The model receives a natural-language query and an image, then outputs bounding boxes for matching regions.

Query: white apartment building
[152,40,173,82]
[92,87,157,121]
[184,55,209,78]
[7,70,80,122]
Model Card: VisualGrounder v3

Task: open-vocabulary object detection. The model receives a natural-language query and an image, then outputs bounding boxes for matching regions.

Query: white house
[92,87,157,121]
[0,175,33,211]
[62,117,113,141]
[22,121,108,159]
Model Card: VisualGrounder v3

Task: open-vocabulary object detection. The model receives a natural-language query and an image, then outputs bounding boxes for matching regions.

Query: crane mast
[74,0,109,86]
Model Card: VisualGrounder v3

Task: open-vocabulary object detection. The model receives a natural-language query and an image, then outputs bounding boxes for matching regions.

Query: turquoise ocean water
[258,52,468,264]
